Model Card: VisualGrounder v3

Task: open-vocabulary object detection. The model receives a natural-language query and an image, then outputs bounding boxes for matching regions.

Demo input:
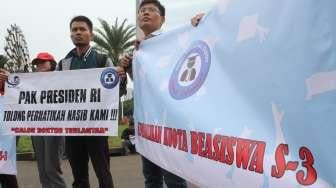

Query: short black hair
[139,0,165,16]
[70,15,93,32]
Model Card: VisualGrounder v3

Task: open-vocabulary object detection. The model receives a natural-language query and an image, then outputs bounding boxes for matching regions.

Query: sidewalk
[17,154,198,188]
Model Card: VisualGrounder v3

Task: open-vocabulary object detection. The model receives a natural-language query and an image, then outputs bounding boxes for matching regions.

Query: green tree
[0,54,9,69]
[93,18,136,66]
[4,24,32,73]
[123,98,134,117]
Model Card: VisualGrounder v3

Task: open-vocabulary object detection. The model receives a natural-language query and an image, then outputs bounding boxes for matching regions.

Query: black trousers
[142,156,187,188]
[66,136,113,188]
[0,174,18,188]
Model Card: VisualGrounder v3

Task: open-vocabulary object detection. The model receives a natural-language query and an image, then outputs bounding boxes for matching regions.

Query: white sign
[133,0,336,187]
[2,68,119,136]
[0,97,16,175]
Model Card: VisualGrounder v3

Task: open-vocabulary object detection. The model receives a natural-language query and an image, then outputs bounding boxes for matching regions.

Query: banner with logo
[2,68,119,136]
[0,97,16,175]
[133,0,336,187]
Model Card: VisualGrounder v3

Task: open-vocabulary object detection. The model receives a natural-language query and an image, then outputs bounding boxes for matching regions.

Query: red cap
[32,52,56,65]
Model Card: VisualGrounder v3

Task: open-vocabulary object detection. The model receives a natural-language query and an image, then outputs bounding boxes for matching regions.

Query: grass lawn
[17,124,129,153]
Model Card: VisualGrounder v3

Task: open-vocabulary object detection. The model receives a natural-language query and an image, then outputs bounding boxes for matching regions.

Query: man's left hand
[191,13,205,27]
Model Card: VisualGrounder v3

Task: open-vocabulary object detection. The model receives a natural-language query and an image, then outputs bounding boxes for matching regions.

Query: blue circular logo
[169,40,211,100]
[100,68,119,89]
[7,75,20,88]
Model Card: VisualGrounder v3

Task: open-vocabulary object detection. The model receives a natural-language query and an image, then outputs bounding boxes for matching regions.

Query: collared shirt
[58,46,113,71]
[145,29,163,40]
[69,46,97,70]
[58,46,127,96]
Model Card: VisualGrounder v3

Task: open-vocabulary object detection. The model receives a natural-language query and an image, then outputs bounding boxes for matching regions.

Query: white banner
[2,68,119,136]
[0,97,16,175]
[133,0,336,187]
[0,135,16,175]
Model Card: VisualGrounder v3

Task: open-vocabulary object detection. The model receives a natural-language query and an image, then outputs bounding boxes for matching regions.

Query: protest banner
[2,68,119,136]
[133,0,336,187]
[0,97,16,175]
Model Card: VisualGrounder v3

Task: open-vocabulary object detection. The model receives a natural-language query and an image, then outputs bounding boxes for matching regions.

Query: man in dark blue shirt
[58,15,127,188]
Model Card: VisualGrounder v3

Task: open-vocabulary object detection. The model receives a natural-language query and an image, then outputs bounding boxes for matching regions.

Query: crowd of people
[0,0,203,187]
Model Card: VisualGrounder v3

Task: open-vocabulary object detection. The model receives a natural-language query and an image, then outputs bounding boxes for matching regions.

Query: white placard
[2,68,119,136]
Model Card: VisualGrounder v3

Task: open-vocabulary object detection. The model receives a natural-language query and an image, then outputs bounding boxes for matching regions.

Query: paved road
[17,154,198,188]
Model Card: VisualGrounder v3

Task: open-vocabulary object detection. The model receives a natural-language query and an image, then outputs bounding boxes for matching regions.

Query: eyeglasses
[139,7,160,14]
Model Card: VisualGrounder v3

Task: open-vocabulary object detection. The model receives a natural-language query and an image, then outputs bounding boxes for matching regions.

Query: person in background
[121,117,136,155]
[31,52,67,188]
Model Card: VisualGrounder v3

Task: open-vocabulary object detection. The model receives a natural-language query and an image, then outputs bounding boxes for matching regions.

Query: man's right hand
[120,53,133,69]
[117,66,127,80]
[0,69,9,82]
[0,69,9,95]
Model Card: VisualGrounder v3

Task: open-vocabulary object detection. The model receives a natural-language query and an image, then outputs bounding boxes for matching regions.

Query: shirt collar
[151,29,162,36]
[68,46,93,59]
[145,29,163,39]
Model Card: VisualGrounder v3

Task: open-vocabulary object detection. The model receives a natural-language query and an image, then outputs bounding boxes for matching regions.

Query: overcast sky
[0,0,216,61]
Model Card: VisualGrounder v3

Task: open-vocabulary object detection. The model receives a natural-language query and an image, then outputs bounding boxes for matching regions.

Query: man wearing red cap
[31,52,66,188]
